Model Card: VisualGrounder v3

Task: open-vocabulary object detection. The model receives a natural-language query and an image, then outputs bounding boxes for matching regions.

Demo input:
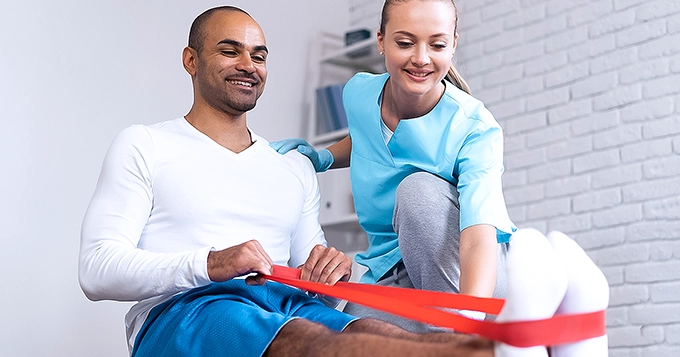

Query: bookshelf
[305,30,385,253]
[306,31,384,145]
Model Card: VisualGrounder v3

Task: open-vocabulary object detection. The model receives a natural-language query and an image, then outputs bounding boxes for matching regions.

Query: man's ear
[182,46,198,76]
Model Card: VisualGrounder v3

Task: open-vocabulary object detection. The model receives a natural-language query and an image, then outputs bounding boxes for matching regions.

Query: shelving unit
[306,31,384,145]
[304,30,385,253]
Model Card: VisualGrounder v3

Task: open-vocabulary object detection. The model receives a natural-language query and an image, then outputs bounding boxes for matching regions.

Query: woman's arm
[459,224,498,298]
[327,135,352,169]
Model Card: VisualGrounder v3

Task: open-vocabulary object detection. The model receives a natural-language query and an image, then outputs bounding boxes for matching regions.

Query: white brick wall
[455,0,680,355]
[346,0,679,354]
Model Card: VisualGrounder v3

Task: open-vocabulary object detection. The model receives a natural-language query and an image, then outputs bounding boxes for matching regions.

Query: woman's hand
[269,138,334,172]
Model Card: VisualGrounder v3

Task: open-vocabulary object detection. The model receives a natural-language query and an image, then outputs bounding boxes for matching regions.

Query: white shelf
[320,36,384,72]
[312,127,348,145]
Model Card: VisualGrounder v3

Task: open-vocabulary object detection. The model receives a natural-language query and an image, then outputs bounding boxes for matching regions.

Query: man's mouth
[228,80,254,87]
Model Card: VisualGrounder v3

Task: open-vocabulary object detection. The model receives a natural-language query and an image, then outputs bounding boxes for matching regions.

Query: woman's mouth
[404,69,432,80]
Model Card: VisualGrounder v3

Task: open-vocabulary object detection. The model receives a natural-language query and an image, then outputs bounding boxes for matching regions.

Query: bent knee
[396,172,459,209]
[394,172,460,222]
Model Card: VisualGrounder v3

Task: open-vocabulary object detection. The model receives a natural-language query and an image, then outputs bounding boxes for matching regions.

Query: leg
[343,262,448,333]
[346,172,508,331]
[394,172,462,295]
[546,231,609,357]
[265,318,494,357]
[345,318,482,344]
[494,228,568,357]
[395,172,508,299]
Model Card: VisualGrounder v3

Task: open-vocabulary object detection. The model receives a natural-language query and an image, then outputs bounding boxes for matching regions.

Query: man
[79,6,495,357]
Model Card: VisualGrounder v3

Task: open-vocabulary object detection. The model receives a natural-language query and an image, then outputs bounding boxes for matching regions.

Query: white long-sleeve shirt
[79,118,326,351]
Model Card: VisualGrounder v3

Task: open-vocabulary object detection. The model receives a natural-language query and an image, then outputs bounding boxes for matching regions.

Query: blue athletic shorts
[131,279,357,357]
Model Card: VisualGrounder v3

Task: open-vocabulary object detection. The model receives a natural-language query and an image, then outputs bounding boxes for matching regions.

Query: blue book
[325,85,340,131]
[316,87,334,134]
[330,83,348,129]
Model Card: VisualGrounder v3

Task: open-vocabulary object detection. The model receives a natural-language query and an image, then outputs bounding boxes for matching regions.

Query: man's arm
[79,126,213,302]
[286,150,352,286]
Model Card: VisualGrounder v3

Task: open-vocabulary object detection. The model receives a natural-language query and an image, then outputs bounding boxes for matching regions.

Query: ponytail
[445,65,471,95]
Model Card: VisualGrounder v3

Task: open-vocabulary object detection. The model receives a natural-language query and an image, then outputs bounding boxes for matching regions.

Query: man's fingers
[320,254,352,285]
[301,245,352,285]
[250,240,274,267]
[245,274,268,286]
[310,245,336,282]
[300,244,324,281]
[208,240,275,281]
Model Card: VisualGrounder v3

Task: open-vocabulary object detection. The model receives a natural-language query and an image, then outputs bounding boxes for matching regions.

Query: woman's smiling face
[378,0,458,99]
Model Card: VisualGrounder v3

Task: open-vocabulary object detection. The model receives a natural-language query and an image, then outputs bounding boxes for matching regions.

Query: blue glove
[269,138,334,172]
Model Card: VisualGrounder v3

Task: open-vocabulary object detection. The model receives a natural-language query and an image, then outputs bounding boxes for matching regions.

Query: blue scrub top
[344,72,516,283]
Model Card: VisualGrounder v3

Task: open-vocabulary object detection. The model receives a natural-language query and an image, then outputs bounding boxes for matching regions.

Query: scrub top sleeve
[454,123,514,236]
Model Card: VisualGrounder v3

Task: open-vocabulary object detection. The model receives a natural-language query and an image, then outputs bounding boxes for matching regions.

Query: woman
[272,0,516,332]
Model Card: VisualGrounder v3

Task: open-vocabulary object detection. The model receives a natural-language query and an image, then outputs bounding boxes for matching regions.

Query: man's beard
[225,96,257,112]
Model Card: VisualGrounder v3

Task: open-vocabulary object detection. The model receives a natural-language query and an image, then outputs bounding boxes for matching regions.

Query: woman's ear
[452,32,459,57]
[376,29,385,55]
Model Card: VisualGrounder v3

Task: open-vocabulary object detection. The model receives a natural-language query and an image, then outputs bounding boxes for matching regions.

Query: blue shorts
[131,279,357,357]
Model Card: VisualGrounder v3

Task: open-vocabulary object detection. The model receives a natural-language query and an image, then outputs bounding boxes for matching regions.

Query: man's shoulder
[108,118,187,156]
[252,133,317,176]
[116,118,183,137]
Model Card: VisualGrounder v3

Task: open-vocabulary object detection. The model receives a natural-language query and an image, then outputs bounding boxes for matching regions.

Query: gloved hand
[269,138,334,172]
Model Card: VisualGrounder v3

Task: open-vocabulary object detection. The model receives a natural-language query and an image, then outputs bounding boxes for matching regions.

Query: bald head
[188,6,252,54]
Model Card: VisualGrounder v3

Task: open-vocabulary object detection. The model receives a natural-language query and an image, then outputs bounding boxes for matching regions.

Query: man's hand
[299,245,352,285]
[207,240,273,285]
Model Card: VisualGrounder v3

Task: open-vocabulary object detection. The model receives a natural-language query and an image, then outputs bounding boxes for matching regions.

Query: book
[316,82,349,134]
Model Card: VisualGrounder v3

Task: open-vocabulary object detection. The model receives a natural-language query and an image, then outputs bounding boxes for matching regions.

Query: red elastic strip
[265,265,606,348]
[272,265,504,313]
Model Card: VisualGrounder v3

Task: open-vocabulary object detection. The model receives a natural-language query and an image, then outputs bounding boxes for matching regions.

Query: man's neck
[184,106,254,154]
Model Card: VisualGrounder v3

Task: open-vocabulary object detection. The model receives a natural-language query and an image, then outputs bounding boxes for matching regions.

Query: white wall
[455,0,680,356]
[0,1,348,356]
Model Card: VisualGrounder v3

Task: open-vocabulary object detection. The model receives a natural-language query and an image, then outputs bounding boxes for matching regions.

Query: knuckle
[313,244,325,252]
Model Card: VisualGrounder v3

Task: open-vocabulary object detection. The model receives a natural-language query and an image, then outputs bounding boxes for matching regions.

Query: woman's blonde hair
[379,0,471,94]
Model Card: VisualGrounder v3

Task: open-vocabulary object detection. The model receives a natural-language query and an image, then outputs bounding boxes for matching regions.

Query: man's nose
[235,53,256,73]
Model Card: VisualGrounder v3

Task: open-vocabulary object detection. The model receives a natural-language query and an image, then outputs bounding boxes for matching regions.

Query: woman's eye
[396,41,413,48]
[432,43,447,49]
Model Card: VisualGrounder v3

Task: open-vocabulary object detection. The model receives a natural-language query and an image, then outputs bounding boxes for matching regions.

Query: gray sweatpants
[343,171,508,333]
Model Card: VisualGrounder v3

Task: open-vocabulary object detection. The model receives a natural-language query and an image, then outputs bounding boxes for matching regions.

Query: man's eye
[221,50,238,56]
[251,55,266,63]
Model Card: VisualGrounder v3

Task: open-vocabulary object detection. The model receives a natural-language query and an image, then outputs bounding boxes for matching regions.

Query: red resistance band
[262,265,606,348]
